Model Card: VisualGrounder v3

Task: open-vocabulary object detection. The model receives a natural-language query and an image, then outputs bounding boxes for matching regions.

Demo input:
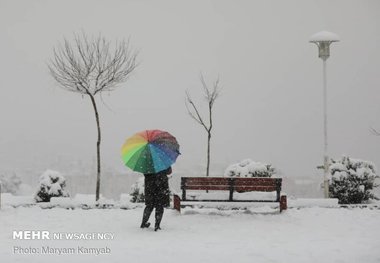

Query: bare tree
[48,32,138,201]
[186,74,221,177]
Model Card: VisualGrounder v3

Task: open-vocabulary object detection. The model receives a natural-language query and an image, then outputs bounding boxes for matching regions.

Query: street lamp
[309,31,340,198]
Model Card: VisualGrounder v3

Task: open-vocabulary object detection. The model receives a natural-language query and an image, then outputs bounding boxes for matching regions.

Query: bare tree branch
[185,74,222,177]
[48,32,138,96]
[47,32,138,201]
[370,127,380,136]
[200,73,221,108]
[185,91,208,131]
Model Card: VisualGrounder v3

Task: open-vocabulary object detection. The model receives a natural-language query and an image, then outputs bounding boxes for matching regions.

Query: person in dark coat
[140,166,172,231]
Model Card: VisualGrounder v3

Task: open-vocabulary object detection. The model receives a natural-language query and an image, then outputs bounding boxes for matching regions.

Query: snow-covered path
[0,207,379,263]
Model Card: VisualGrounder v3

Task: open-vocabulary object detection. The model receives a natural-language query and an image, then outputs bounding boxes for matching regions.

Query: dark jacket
[144,167,171,207]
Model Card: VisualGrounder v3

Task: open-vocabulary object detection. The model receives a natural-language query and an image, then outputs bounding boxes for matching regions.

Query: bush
[35,170,70,202]
[329,156,379,204]
[130,177,145,203]
[224,159,276,177]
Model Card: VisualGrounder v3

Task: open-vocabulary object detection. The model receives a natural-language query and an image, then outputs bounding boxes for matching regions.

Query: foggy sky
[0,0,379,178]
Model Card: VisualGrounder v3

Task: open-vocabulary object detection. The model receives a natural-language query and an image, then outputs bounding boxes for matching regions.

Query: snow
[333,171,349,179]
[1,193,344,211]
[330,157,377,181]
[1,206,380,263]
[309,31,340,42]
[73,194,103,205]
[119,193,131,203]
[329,156,378,199]
[288,198,338,208]
[0,193,35,206]
[330,162,347,173]
[224,159,275,177]
[49,197,73,207]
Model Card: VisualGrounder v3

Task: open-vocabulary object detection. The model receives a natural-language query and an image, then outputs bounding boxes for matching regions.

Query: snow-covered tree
[35,170,70,202]
[224,159,276,177]
[329,156,379,204]
[130,177,145,203]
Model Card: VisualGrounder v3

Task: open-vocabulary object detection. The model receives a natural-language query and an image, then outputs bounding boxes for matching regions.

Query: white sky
[0,0,379,177]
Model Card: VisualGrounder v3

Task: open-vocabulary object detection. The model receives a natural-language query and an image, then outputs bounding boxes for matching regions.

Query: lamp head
[309,31,340,60]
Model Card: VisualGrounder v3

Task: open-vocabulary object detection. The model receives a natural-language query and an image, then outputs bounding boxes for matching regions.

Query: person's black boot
[154,206,164,231]
[140,222,151,228]
[141,206,153,229]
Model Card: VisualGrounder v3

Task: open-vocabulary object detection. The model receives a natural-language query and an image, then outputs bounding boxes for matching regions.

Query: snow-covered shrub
[34,170,70,202]
[130,177,145,203]
[0,173,22,194]
[329,156,379,204]
[224,159,276,177]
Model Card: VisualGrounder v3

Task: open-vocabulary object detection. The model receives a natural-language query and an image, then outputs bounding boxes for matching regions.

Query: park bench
[173,177,287,212]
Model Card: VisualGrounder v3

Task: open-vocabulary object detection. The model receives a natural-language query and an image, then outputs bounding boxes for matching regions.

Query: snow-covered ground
[1,206,379,263]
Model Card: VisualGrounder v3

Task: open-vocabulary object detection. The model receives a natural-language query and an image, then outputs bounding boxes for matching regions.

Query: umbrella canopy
[121,130,180,174]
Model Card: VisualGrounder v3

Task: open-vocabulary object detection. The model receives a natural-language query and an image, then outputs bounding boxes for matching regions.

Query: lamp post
[309,31,340,198]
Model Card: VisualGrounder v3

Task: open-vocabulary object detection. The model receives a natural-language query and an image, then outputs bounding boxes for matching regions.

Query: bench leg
[173,194,181,213]
[280,195,287,212]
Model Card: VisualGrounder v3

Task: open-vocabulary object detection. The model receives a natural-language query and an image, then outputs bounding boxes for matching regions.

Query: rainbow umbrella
[121,130,180,174]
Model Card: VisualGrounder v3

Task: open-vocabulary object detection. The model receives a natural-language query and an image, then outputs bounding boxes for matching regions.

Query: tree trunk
[88,94,101,201]
[206,131,211,177]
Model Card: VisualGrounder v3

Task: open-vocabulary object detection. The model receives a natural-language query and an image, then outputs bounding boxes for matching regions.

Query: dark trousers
[142,205,164,226]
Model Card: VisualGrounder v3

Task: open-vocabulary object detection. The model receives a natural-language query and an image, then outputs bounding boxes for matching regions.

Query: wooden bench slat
[184,186,231,191]
[179,199,279,203]
[233,177,280,181]
[183,184,277,190]
[183,177,280,183]
[233,181,277,186]
[234,186,277,192]
[184,182,230,187]
[231,178,280,183]
[184,178,230,183]
[184,181,279,187]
